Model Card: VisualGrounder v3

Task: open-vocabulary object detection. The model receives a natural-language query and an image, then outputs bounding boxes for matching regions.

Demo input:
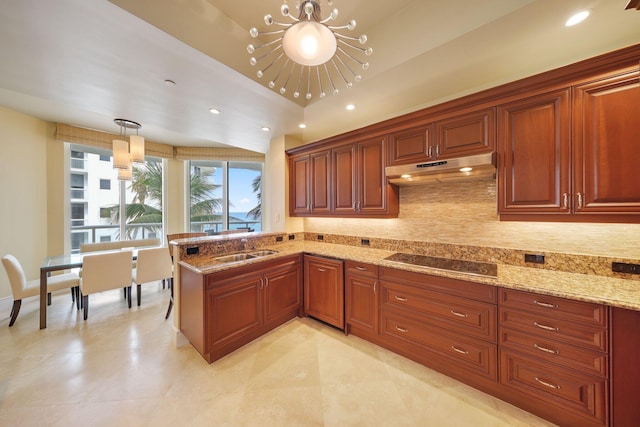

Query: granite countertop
[179,240,640,311]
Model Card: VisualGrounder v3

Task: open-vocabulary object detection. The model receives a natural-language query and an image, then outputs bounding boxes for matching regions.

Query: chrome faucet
[241,238,248,251]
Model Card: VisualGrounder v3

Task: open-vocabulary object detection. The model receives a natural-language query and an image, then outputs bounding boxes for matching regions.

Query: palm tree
[106,161,222,238]
[247,174,261,221]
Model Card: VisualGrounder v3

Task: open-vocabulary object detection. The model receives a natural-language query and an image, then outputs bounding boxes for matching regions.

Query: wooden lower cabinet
[304,254,344,329]
[180,254,302,363]
[345,261,378,340]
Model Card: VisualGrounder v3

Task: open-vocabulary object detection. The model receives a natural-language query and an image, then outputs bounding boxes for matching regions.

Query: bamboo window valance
[55,123,265,162]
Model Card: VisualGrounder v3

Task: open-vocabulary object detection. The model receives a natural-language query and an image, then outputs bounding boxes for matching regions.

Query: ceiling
[0,0,638,154]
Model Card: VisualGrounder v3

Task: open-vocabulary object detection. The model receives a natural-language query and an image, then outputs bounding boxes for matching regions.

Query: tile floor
[0,284,556,426]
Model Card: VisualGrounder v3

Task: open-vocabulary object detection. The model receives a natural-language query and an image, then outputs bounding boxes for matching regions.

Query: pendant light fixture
[248,0,372,101]
[112,118,144,180]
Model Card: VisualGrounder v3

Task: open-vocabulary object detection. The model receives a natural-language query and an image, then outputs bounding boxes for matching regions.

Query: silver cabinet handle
[435,144,440,158]
[451,345,469,355]
[533,300,558,309]
[577,192,583,209]
[394,296,408,302]
[317,268,326,272]
[259,278,264,289]
[264,277,269,288]
[355,266,367,271]
[562,193,568,210]
[450,310,468,318]
[535,377,560,390]
[534,343,559,354]
[427,145,433,158]
[373,281,377,293]
[534,321,559,332]
[395,326,408,333]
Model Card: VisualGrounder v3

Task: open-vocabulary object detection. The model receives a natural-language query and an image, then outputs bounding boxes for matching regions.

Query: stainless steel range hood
[386,152,496,185]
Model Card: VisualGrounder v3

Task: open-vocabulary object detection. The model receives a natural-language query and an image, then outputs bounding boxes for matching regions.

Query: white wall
[0,106,50,299]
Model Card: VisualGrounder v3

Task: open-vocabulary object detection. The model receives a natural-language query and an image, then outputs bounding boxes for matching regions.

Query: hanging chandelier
[112,118,144,181]
[248,0,372,101]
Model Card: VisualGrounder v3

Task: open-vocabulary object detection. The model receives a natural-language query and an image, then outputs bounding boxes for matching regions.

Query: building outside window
[68,144,164,252]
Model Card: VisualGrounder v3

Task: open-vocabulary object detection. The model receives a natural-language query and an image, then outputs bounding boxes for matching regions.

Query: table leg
[39,269,47,329]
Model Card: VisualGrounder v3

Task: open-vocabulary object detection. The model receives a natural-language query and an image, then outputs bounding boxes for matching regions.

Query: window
[68,144,165,252]
[188,161,262,234]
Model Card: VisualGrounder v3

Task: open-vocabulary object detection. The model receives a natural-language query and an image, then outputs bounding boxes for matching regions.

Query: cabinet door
[435,107,495,159]
[498,89,571,215]
[332,144,357,215]
[310,150,331,214]
[388,124,434,165]
[358,137,391,215]
[207,275,262,350]
[263,261,302,325]
[573,70,640,215]
[304,255,344,329]
[289,154,310,215]
[345,272,377,336]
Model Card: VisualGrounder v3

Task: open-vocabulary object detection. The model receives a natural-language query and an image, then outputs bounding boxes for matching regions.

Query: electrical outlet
[317,234,324,241]
[361,238,370,246]
[612,262,640,274]
[276,236,283,242]
[288,234,295,240]
[186,246,199,255]
[524,253,545,264]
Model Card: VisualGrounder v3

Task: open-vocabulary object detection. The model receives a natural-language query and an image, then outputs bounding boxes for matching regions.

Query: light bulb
[282,21,337,66]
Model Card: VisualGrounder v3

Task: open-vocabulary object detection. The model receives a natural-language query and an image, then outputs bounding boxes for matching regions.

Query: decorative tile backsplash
[303,179,639,271]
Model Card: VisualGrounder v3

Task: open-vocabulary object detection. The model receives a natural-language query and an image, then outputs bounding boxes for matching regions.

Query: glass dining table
[39,249,140,329]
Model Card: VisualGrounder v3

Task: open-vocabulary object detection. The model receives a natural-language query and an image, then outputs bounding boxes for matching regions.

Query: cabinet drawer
[500,350,608,425]
[381,280,496,341]
[500,308,607,352]
[381,310,496,380]
[500,327,608,377]
[499,289,607,327]
[345,260,379,278]
[380,267,497,303]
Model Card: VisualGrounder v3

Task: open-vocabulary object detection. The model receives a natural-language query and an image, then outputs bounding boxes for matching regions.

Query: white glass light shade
[112,139,130,170]
[282,21,336,66]
[129,135,145,164]
[117,160,132,181]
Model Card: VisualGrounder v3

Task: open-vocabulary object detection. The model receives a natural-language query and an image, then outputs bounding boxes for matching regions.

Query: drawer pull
[451,345,469,355]
[535,377,561,390]
[394,296,408,302]
[317,268,326,272]
[533,300,558,309]
[450,310,468,318]
[534,343,559,355]
[355,266,367,271]
[395,326,408,333]
[534,321,559,332]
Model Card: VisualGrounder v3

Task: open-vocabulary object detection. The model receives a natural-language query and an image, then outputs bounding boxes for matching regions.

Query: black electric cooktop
[383,253,498,277]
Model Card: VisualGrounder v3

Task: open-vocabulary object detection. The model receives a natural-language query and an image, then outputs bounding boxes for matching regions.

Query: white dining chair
[132,247,173,308]
[1,254,80,327]
[79,251,133,320]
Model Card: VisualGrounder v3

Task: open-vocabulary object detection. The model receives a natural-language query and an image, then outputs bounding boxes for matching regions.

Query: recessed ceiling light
[164,79,176,86]
[459,167,473,173]
[566,10,590,27]
[261,126,270,132]
[298,123,306,129]
[209,108,221,115]
[346,104,355,111]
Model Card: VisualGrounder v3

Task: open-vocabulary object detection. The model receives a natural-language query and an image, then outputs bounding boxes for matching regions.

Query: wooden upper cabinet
[288,150,330,216]
[435,107,496,158]
[388,107,495,166]
[573,69,640,215]
[388,124,433,166]
[332,137,398,217]
[497,89,571,215]
[289,154,310,215]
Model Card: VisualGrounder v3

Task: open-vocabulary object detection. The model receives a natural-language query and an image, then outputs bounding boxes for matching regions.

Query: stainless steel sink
[248,249,278,257]
[214,253,257,263]
[214,249,278,263]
